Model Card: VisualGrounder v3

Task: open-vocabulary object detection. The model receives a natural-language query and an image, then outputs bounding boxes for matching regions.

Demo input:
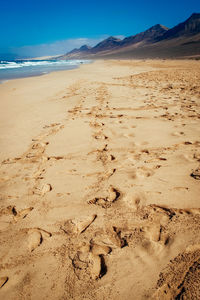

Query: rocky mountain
[160,13,200,40]
[59,25,169,59]
[79,45,92,51]
[60,44,92,58]
[91,36,121,52]
[120,24,169,46]
[59,13,200,60]
[58,37,122,59]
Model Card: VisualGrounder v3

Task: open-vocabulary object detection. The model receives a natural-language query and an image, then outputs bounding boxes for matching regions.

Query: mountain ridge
[120,24,169,47]
[159,12,200,40]
[91,36,121,53]
[58,13,200,60]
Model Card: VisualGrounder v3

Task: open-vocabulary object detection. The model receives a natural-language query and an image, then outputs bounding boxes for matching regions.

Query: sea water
[0,59,91,82]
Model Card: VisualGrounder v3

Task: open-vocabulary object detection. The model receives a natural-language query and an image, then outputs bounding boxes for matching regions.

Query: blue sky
[1,0,200,57]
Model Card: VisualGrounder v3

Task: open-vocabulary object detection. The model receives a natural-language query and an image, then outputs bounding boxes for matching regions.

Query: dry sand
[0,59,200,299]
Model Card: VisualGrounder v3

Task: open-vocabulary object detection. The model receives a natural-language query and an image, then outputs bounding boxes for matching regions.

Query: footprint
[28,230,43,252]
[190,167,200,180]
[14,207,34,221]
[194,152,200,161]
[104,169,116,179]
[72,241,111,280]
[172,131,185,137]
[32,142,49,149]
[25,152,38,159]
[144,224,161,242]
[110,154,116,161]
[141,149,150,154]
[48,156,65,161]
[144,224,169,245]
[0,206,33,224]
[43,123,61,128]
[33,183,52,196]
[93,133,108,140]
[89,253,102,280]
[61,214,97,235]
[25,153,48,163]
[28,228,51,252]
[33,169,45,179]
[148,204,176,221]
[88,186,120,208]
[124,191,146,210]
[109,186,120,201]
[0,277,9,288]
[90,242,112,256]
[107,226,128,248]
[2,157,21,164]
[127,169,137,180]
[137,166,154,178]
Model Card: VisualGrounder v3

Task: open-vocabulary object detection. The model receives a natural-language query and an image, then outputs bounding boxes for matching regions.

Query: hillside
[58,13,200,60]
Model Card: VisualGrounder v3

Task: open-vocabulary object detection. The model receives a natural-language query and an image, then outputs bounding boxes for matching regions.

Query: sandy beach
[0,59,200,299]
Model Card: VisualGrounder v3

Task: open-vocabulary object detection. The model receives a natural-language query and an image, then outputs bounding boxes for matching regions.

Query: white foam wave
[0,60,88,70]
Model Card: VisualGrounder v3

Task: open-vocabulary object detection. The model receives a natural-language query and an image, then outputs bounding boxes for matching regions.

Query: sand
[0,59,200,299]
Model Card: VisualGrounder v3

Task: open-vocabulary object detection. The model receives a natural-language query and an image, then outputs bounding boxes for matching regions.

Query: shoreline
[0,59,200,299]
[0,57,196,86]
[0,59,93,84]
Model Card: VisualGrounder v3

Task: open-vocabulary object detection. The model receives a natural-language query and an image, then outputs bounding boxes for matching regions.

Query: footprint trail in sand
[0,60,200,299]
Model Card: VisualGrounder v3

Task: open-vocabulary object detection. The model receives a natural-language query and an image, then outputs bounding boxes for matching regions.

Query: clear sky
[1,0,200,57]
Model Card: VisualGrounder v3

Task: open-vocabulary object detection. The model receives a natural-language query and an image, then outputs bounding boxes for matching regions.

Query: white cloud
[11,36,109,58]
[115,35,125,40]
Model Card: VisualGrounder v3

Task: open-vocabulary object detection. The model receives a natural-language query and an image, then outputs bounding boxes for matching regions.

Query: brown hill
[91,36,121,53]
[160,13,200,40]
[120,24,169,46]
[58,13,200,60]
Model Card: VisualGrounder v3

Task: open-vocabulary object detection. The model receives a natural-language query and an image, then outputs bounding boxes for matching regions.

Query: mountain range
[58,13,200,60]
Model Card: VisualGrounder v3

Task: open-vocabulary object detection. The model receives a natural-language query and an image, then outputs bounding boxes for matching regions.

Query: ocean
[0,59,91,83]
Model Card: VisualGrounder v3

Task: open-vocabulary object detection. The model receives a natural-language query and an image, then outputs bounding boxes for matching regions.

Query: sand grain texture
[0,59,200,299]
